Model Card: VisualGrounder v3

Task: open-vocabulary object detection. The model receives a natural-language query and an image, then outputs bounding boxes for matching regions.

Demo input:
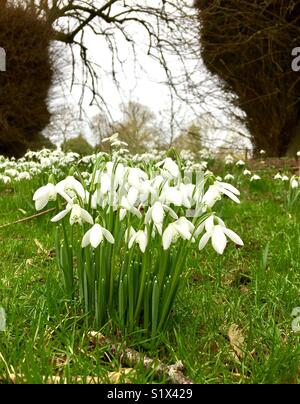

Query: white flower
[274,173,282,180]
[290,176,299,189]
[158,157,180,178]
[33,183,57,211]
[224,174,234,181]
[102,132,119,143]
[196,215,243,254]
[236,160,245,167]
[145,201,178,234]
[282,175,289,181]
[243,169,251,176]
[250,175,261,181]
[260,149,266,155]
[51,203,93,225]
[162,217,194,250]
[202,181,240,207]
[82,223,114,248]
[297,151,300,157]
[160,185,183,206]
[128,228,148,252]
[56,176,85,202]
[119,195,142,221]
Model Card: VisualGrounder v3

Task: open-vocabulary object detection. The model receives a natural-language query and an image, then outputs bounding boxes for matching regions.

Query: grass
[0,175,300,384]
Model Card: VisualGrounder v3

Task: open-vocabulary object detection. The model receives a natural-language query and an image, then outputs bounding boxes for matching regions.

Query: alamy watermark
[0,47,6,71]
[292,47,300,72]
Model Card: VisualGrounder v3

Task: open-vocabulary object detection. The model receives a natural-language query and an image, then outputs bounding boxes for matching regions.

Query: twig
[0,208,55,229]
[87,331,193,384]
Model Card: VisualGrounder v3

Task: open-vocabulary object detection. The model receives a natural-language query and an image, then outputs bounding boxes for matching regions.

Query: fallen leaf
[228,324,245,361]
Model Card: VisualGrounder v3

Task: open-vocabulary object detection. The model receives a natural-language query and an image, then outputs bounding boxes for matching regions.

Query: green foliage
[62,135,93,155]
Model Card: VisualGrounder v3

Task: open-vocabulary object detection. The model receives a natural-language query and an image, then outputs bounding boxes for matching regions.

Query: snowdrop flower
[145,201,178,234]
[0,175,11,184]
[111,140,128,148]
[202,181,240,207]
[290,176,299,189]
[260,149,266,155]
[162,217,195,250]
[82,223,114,248]
[51,203,93,225]
[224,173,234,181]
[102,132,119,143]
[250,175,261,181]
[128,227,148,253]
[297,151,300,157]
[33,183,57,210]
[119,195,142,221]
[236,160,245,167]
[196,215,243,254]
[274,173,282,180]
[225,155,234,165]
[160,185,183,206]
[281,175,289,182]
[243,169,251,176]
[56,176,85,201]
[159,157,180,179]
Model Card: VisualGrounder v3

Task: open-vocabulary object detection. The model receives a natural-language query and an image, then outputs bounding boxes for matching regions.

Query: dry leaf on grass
[228,324,245,361]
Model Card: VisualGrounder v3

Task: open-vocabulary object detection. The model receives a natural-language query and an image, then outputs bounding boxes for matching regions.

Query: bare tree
[9,1,213,119]
[195,0,300,156]
[112,101,163,153]
[43,104,83,146]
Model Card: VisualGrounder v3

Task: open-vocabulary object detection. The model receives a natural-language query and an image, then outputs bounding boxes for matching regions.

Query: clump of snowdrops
[33,143,243,338]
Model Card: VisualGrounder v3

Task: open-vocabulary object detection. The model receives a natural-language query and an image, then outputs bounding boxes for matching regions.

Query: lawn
[0,166,300,384]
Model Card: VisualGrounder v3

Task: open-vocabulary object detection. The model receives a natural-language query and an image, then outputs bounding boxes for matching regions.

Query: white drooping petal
[194,221,205,238]
[165,187,182,205]
[137,231,147,252]
[163,205,178,220]
[51,207,71,222]
[102,227,115,244]
[128,233,137,249]
[80,208,94,225]
[100,173,111,193]
[35,196,49,211]
[144,206,153,224]
[202,185,221,207]
[119,208,126,221]
[90,224,103,248]
[223,227,244,246]
[198,232,211,251]
[211,225,227,254]
[82,228,92,248]
[33,185,50,201]
[205,215,214,233]
[218,181,240,196]
[152,201,164,224]
[162,224,175,250]
[71,177,85,200]
[127,186,139,206]
[219,187,240,204]
[125,227,136,243]
[70,204,82,225]
[174,218,194,240]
